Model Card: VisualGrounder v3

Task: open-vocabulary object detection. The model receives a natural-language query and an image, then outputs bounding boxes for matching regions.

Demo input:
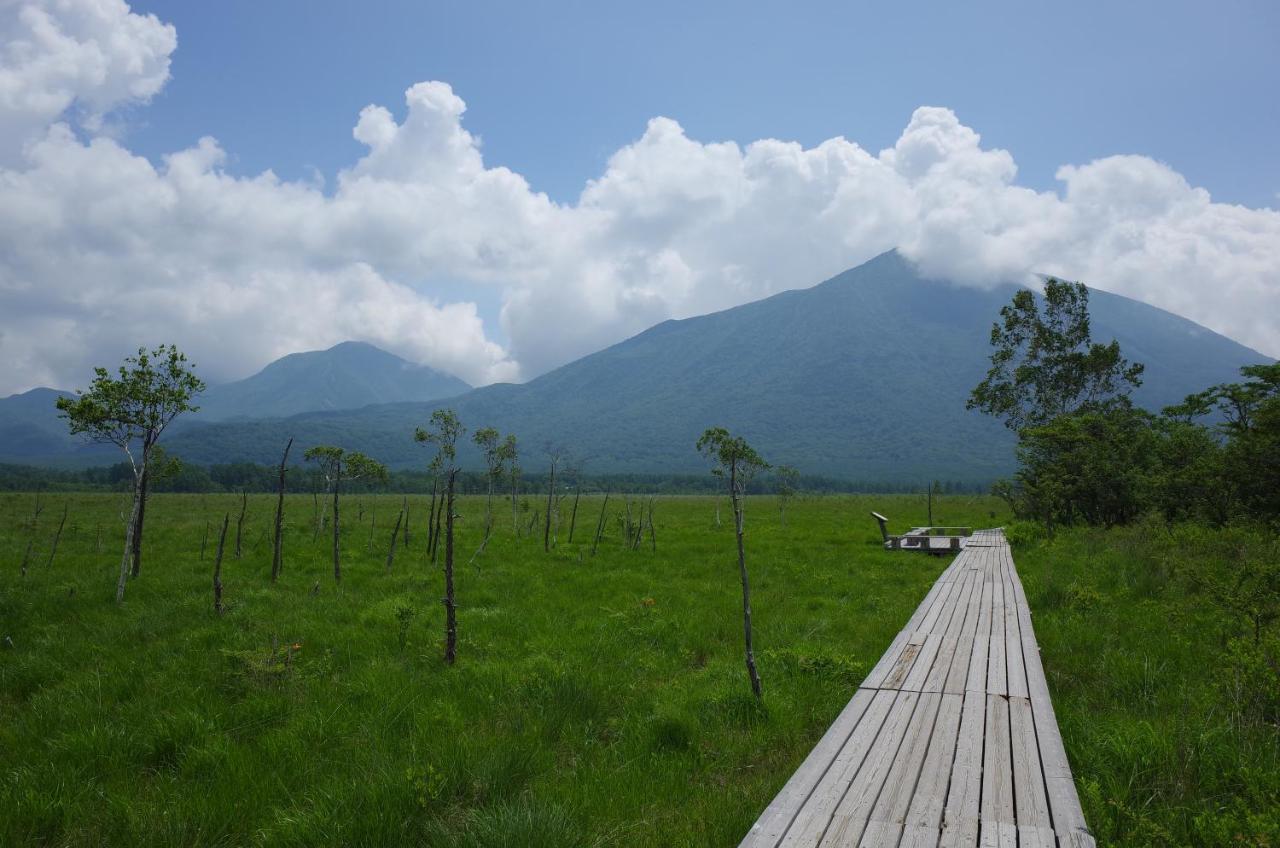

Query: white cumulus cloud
[0,0,1277,400]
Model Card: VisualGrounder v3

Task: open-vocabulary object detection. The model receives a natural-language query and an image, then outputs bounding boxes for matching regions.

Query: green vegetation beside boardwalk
[1014,519,1279,846]
[3,492,1276,846]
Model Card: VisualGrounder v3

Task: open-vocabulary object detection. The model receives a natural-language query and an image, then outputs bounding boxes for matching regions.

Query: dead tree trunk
[130,467,149,577]
[213,512,229,614]
[200,519,209,561]
[402,496,410,548]
[385,506,403,572]
[271,438,293,582]
[543,463,556,552]
[568,488,581,543]
[648,498,657,552]
[591,492,610,555]
[46,502,69,567]
[312,491,320,540]
[443,468,459,665]
[234,490,248,559]
[331,481,341,583]
[368,504,376,551]
[730,465,762,698]
[427,476,439,553]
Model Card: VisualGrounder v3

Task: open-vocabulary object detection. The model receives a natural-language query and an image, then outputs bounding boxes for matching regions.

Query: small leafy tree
[416,409,465,664]
[968,279,1144,431]
[497,434,520,534]
[304,446,387,583]
[56,344,204,603]
[775,465,799,527]
[697,427,770,698]
[472,426,505,541]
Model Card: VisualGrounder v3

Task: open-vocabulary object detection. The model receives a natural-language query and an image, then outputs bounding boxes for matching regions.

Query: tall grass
[1014,517,1280,846]
[0,491,995,846]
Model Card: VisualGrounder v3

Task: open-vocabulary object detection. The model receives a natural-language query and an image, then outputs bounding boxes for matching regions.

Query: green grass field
[2,492,1277,846]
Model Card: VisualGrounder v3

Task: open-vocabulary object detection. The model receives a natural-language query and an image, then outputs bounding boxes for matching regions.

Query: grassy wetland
[2,491,1277,846]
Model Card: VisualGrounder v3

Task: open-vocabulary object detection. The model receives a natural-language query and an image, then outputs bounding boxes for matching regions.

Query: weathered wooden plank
[965,549,994,693]
[1007,561,1096,848]
[740,687,878,847]
[938,691,985,848]
[943,562,984,695]
[924,568,980,694]
[1001,548,1029,700]
[986,556,1009,697]
[1010,696,1053,832]
[902,692,965,834]
[859,692,945,845]
[817,691,922,846]
[776,690,900,847]
[980,694,1015,834]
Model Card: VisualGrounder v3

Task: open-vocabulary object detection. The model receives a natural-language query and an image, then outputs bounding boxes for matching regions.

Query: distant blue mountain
[157,251,1272,484]
[0,342,470,466]
[194,341,470,421]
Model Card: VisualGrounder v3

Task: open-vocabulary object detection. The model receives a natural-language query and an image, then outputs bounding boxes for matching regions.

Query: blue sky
[127,0,1279,208]
[0,0,1277,394]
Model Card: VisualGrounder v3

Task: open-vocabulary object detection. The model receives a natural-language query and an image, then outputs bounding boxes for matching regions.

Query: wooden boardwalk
[740,530,1094,848]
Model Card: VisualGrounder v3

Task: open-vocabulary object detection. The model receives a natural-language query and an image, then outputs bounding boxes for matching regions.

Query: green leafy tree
[775,464,800,527]
[497,434,520,534]
[303,446,388,583]
[416,409,465,664]
[697,427,770,698]
[472,426,505,541]
[1014,407,1157,530]
[56,344,204,602]
[968,279,1144,431]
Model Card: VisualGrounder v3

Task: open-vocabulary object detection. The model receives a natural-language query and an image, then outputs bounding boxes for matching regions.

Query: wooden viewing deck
[740,530,1094,848]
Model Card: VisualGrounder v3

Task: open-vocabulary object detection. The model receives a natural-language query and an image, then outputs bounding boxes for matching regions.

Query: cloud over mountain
[0,0,1276,397]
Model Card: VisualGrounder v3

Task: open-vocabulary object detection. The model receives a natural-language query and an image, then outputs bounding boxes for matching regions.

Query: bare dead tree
[426,474,439,553]
[200,519,209,561]
[401,496,410,548]
[271,438,293,582]
[234,490,248,559]
[648,497,657,552]
[385,504,404,572]
[591,492,610,555]
[444,468,459,664]
[213,512,229,614]
[46,502,69,568]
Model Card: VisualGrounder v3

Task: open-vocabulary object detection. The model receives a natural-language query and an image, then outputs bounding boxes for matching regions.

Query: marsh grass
[3,492,1276,845]
[1016,519,1280,846]
[1,491,989,846]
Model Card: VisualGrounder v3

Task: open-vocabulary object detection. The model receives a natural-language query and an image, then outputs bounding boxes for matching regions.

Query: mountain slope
[163,251,1271,482]
[195,341,470,421]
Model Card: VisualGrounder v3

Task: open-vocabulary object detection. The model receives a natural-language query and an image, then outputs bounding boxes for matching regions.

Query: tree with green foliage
[775,465,799,527]
[416,409,465,664]
[56,344,205,602]
[968,278,1144,431]
[1169,362,1280,524]
[472,426,505,541]
[697,427,770,698]
[497,434,520,534]
[303,446,387,583]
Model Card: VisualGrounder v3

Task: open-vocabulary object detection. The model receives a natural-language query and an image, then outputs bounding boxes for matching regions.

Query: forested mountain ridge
[156,251,1270,483]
